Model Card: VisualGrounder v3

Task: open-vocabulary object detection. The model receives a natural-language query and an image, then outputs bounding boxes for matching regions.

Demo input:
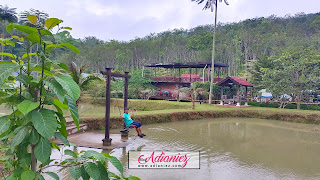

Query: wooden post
[173,66,175,77]
[195,68,198,81]
[178,68,181,82]
[236,84,240,106]
[245,86,248,106]
[124,72,129,128]
[103,68,112,146]
[189,68,192,83]
[218,67,220,78]
[220,86,224,105]
[154,67,156,77]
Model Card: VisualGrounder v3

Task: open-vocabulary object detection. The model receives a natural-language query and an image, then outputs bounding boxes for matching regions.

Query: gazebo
[216,76,254,106]
[143,61,229,100]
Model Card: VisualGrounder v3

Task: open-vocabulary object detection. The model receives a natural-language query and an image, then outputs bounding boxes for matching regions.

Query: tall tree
[261,48,320,109]
[19,9,49,27]
[0,5,17,60]
[192,0,229,104]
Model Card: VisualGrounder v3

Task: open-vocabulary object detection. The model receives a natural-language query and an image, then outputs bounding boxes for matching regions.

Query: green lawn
[80,98,320,118]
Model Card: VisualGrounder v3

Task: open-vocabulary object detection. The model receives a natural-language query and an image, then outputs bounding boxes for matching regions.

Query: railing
[146,76,223,83]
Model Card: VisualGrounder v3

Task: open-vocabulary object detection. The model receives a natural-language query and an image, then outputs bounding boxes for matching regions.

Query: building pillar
[220,86,224,105]
[236,85,240,106]
[245,86,248,106]
[189,68,192,83]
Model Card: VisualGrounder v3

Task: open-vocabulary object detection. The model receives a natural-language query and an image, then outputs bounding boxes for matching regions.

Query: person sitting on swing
[121,107,146,138]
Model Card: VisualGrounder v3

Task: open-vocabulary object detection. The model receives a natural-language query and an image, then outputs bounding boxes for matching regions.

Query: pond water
[50,117,320,180]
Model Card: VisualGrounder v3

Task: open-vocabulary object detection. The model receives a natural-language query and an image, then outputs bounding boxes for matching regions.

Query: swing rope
[115,89,122,115]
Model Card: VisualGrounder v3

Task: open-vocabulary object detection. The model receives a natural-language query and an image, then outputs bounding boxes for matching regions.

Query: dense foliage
[0,14,139,180]
[1,10,319,80]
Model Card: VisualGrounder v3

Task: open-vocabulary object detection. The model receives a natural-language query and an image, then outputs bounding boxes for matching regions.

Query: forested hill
[5,12,320,79]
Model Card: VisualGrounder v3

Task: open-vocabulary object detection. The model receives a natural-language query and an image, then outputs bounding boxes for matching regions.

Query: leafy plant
[0,16,139,180]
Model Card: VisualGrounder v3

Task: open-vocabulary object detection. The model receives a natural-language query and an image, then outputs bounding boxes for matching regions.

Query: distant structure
[143,61,229,101]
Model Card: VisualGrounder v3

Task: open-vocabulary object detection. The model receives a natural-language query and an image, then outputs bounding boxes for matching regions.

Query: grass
[79,98,320,118]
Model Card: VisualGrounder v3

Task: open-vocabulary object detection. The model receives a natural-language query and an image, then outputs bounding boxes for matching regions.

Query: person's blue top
[123,113,133,127]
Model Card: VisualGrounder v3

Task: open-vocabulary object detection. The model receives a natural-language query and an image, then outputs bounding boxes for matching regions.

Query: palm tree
[19,9,49,27]
[69,62,103,90]
[192,0,229,104]
[0,5,17,60]
[68,62,103,105]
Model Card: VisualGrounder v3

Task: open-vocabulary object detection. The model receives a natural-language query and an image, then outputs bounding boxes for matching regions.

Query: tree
[68,62,103,91]
[191,0,229,104]
[261,48,320,109]
[19,9,49,27]
[0,16,140,180]
[0,5,17,60]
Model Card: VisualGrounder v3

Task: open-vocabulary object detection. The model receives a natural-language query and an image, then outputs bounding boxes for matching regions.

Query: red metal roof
[216,76,254,87]
[180,74,200,79]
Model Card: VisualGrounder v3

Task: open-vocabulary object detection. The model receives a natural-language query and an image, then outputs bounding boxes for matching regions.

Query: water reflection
[50,118,320,180]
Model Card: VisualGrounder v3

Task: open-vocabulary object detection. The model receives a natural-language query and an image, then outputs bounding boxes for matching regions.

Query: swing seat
[120,126,134,133]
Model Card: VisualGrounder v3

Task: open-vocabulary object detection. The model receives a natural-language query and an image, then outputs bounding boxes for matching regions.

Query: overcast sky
[3,0,320,41]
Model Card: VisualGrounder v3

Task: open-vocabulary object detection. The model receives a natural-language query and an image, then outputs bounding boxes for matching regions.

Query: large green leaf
[83,150,106,164]
[54,132,70,146]
[83,162,100,180]
[22,53,37,59]
[46,172,59,180]
[81,165,90,180]
[45,18,63,29]
[33,66,53,76]
[0,116,11,135]
[64,149,77,157]
[61,43,81,55]
[21,170,35,180]
[55,111,67,138]
[54,75,80,101]
[127,176,141,180]
[34,137,51,163]
[70,166,81,180]
[37,174,45,180]
[6,23,37,34]
[29,129,40,145]
[10,126,30,152]
[18,100,40,115]
[0,61,21,87]
[97,163,109,180]
[31,109,57,140]
[0,52,16,59]
[27,32,40,44]
[40,29,53,36]
[27,15,37,24]
[45,80,66,103]
[65,95,79,129]
[107,156,124,177]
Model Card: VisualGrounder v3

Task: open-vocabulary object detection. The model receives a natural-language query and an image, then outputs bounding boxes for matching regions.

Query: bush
[246,101,320,111]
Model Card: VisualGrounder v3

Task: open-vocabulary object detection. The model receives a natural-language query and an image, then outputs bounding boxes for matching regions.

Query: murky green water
[49,118,320,180]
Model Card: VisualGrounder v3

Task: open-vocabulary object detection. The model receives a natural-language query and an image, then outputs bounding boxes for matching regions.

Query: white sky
[2,0,320,41]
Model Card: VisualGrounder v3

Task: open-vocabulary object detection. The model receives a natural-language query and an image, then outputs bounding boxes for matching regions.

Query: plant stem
[31,144,37,172]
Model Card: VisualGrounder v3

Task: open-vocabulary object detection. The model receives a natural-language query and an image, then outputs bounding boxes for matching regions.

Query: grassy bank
[79,98,320,130]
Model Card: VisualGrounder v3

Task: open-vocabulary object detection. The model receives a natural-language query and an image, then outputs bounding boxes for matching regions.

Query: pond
[50,117,320,180]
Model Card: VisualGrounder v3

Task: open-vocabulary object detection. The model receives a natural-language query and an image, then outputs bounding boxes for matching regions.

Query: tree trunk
[192,90,195,109]
[296,94,301,110]
[209,1,218,104]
